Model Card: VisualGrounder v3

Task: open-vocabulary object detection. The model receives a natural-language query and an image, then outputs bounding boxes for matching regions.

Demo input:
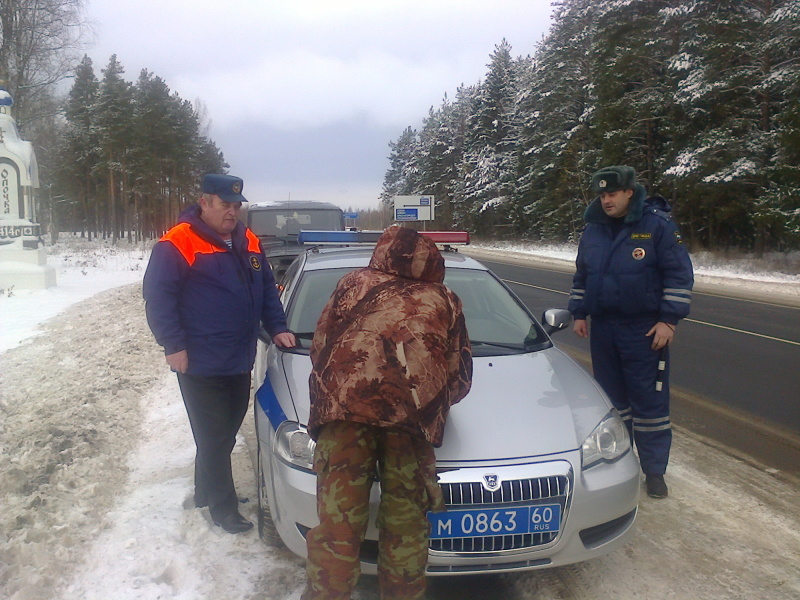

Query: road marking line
[502,279,800,347]
[683,318,800,346]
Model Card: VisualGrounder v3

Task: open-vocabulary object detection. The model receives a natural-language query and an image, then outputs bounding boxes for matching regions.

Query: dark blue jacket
[143,204,289,376]
[568,187,693,324]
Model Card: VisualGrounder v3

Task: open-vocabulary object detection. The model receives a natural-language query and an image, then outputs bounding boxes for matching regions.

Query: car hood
[278,347,612,462]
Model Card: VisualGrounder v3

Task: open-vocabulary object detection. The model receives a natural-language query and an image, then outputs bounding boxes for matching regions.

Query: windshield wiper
[470,340,529,351]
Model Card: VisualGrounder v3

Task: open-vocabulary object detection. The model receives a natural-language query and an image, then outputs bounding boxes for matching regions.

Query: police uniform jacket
[568,187,693,324]
[143,204,289,376]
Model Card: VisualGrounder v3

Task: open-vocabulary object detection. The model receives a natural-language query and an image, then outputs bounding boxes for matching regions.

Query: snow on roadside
[0,283,165,599]
[56,372,307,600]
[1,235,799,600]
[472,239,800,284]
[0,236,149,353]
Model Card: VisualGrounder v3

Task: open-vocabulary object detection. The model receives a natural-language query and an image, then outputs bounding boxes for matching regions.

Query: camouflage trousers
[301,421,444,600]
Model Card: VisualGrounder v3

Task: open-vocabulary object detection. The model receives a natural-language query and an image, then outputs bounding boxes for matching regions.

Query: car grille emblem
[482,474,500,492]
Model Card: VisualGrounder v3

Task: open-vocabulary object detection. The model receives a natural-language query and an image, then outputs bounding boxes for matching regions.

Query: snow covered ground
[1,235,798,600]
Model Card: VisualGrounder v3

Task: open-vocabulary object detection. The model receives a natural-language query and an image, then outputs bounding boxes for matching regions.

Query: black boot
[646,474,668,498]
[214,511,254,534]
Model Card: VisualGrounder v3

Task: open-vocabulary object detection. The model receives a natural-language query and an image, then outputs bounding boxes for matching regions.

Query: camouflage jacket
[308,226,473,447]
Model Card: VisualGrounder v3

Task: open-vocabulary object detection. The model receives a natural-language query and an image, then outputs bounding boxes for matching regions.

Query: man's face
[200,195,241,237]
[600,189,634,218]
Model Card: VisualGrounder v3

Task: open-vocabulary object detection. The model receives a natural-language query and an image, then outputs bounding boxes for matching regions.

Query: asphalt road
[463,250,800,481]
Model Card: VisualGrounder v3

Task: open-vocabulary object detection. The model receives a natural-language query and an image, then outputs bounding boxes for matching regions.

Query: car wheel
[257,447,282,546]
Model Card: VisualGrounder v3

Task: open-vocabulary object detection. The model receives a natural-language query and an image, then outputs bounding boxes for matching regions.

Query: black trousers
[176,372,251,521]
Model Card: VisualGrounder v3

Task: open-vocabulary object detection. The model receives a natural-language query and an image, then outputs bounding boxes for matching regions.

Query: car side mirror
[541,309,573,335]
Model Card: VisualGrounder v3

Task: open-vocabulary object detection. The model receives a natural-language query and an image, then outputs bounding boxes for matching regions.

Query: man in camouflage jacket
[301,226,473,600]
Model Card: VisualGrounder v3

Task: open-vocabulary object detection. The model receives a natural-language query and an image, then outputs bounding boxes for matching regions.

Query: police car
[253,230,639,575]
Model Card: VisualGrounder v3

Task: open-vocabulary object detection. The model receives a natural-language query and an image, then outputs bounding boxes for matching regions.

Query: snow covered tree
[659,0,800,250]
[516,0,600,241]
[381,126,420,205]
[458,40,521,235]
[590,1,684,185]
[381,0,800,251]
[413,87,475,228]
[754,0,800,250]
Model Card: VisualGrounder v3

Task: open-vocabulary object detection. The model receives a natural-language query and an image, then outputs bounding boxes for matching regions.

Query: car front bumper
[262,434,640,576]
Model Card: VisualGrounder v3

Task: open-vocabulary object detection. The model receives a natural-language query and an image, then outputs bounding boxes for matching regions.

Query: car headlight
[581,411,631,470]
[274,421,316,471]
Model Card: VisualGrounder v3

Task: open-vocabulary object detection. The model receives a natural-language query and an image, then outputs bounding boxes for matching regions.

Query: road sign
[393,195,434,221]
[395,208,419,221]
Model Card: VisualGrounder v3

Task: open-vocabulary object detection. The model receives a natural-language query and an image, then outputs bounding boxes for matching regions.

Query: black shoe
[213,511,254,534]
[646,474,669,499]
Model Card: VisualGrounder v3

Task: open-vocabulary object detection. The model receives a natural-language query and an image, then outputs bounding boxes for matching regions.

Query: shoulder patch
[250,255,262,271]
[674,230,684,245]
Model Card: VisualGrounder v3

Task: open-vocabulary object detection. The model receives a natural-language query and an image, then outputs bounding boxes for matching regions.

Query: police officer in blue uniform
[568,166,693,498]
[143,174,295,532]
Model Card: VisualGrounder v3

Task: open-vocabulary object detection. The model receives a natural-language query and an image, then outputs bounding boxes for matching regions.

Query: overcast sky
[84,1,555,210]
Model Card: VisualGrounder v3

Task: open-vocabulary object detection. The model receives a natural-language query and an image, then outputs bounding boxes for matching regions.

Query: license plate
[428,504,561,539]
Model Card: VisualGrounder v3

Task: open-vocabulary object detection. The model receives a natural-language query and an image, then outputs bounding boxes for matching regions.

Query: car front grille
[430,475,569,553]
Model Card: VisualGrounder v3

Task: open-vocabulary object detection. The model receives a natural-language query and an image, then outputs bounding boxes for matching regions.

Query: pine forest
[381,0,800,253]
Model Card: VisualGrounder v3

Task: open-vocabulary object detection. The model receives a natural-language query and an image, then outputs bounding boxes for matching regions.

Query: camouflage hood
[368,226,445,283]
[308,227,472,447]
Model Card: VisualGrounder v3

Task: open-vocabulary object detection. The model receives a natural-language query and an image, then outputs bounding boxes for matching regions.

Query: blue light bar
[298,230,384,245]
[298,230,470,247]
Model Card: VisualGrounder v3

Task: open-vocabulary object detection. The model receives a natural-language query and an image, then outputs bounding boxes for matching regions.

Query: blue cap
[201,174,247,204]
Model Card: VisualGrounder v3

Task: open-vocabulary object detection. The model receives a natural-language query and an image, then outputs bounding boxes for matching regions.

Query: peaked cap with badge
[202,173,247,204]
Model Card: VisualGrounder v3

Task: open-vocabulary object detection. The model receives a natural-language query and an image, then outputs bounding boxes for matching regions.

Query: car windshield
[249,209,343,237]
[286,266,548,356]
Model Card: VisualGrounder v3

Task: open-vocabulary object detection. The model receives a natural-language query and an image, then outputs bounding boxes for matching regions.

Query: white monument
[0,87,56,291]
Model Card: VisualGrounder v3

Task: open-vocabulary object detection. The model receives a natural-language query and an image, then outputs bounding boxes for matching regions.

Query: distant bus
[246,201,345,280]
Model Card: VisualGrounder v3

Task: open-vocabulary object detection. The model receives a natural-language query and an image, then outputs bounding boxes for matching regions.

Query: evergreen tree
[458,40,520,234]
[131,70,175,240]
[59,55,99,239]
[517,0,600,241]
[94,54,134,242]
[414,87,473,228]
[381,0,800,251]
[752,0,800,250]
[381,126,420,205]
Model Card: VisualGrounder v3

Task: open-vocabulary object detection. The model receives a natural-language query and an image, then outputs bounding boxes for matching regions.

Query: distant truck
[246,201,345,280]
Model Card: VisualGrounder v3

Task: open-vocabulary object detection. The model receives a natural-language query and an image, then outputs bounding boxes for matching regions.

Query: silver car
[253,241,639,576]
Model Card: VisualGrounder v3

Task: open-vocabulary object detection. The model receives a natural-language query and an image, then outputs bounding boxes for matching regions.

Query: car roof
[300,246,488,272]
[249,201,342,211]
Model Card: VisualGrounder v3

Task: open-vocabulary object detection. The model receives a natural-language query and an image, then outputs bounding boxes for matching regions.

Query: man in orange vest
[144,174,295,533]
